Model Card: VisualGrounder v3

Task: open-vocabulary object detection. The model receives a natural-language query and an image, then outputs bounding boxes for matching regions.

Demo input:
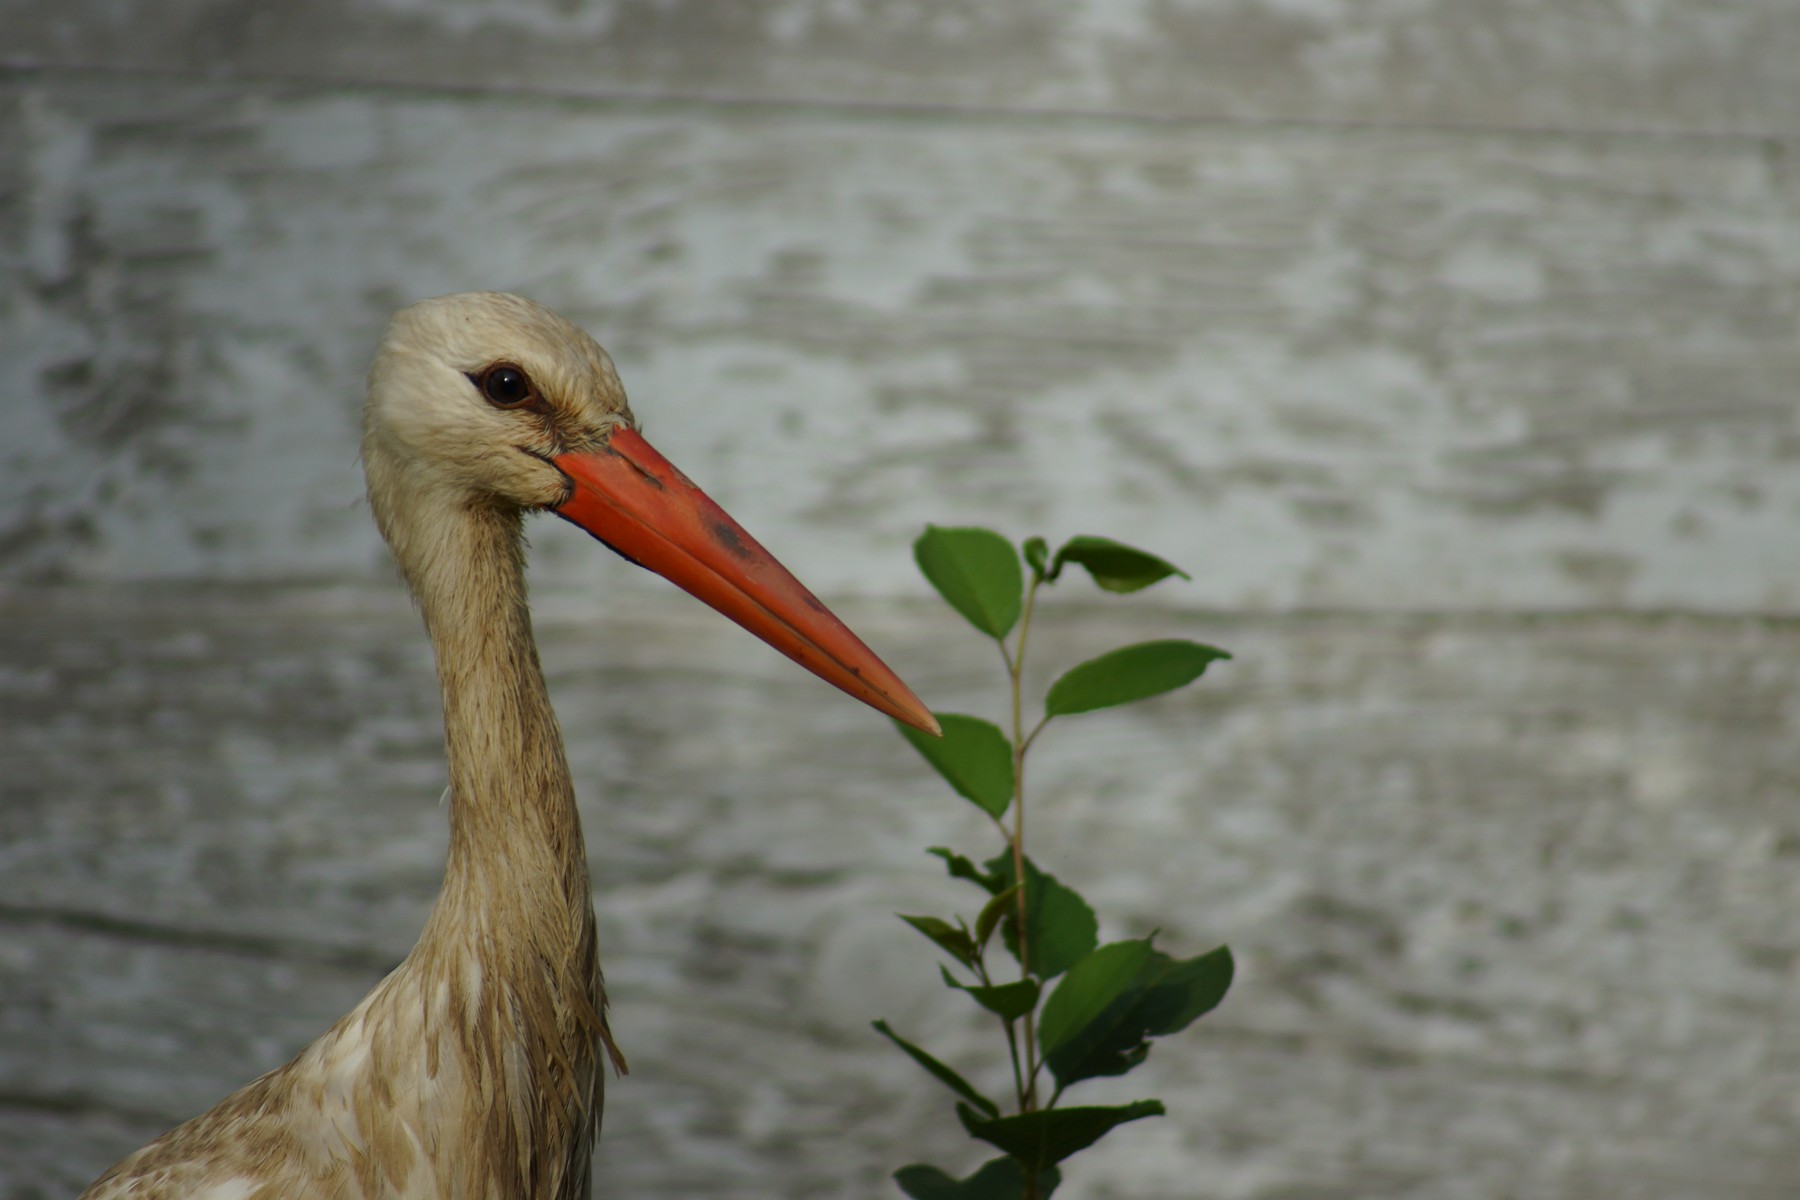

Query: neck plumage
[419,505,586,918]
[388,495,609,1200]
[400,500,592,938]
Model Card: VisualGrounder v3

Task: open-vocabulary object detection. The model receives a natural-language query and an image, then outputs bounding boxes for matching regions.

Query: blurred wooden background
[2,3,1797,1197]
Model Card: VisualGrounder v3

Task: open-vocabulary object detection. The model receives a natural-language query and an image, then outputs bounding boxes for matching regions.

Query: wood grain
[2,5,1796,1196]
[4,78,1795,610]
[4,588,1796,1198]
[5,0,1795,138]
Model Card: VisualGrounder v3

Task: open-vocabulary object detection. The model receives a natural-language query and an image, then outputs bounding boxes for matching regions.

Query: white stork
[79,292,938,1200]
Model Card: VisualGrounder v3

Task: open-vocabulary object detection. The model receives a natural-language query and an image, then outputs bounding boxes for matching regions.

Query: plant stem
[1008,575,1044,1114]
[971,956,1029,1109]
[1002,1017,1027,1111]
[1014,573,1053,1200]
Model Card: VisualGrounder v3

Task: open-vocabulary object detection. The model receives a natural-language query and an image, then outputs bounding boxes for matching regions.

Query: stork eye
[471,364,536,409]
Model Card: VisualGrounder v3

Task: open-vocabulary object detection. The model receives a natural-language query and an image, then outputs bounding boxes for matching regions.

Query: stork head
[363,291,938,734]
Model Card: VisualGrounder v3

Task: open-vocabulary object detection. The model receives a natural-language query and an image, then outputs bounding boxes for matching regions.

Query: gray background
[2,3,1798,1197]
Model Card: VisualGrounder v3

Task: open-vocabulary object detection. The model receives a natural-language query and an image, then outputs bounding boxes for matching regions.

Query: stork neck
[407,503,589,926]
[383,497,609,1192]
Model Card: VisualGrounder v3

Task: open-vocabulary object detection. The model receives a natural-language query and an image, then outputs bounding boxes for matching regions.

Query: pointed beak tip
[895,706,943,738]
[554,430,943,738]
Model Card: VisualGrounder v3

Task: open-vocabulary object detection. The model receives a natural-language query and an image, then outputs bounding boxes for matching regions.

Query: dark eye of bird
[472,364,535,409]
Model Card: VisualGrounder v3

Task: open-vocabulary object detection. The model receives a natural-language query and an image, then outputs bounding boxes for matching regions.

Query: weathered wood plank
[2,588,1796,1197]
[4,80,1797,611]
[6,0,1796,138]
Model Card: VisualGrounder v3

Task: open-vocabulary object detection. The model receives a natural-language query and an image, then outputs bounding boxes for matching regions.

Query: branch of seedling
[877,526,1237,1200]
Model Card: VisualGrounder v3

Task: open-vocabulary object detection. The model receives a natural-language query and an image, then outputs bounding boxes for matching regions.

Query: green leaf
[872,1020,1000,1118]
[940,965,1041,1022]
[1035,940,1154,1085]
[1135,944,1236,1037]
[974,883,1022,950]
[1035,940,1154,1077]
[899,914,979,968]
[1022,536,1050,582]
[898,713,1014,819]
[915,525,1023,640]
[1049,536,1190,593]
[894,1158,1061,1200]
[929,847,1006,894]
[1037,940,1234,1088]
[1043,640,1229,718]
[985,855,1098,980]
[956,1101,1164,1170]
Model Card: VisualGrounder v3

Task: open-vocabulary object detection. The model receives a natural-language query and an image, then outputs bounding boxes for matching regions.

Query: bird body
[80,293,935,1199]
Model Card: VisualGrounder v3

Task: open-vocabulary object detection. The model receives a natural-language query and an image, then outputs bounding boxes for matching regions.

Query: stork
[79,292,938,1200]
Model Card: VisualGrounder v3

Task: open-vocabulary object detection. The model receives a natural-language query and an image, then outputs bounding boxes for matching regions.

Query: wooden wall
[2,4,1796,1197]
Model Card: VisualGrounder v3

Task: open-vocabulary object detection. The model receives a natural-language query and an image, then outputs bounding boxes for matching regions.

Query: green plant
[875,525,1235,1200]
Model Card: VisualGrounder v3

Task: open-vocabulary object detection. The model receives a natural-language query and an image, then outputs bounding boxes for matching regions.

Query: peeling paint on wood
[2,590,1797,1197]
[5,0,1798,138]
[3,80,1796,610]
[2,6,1797,1198]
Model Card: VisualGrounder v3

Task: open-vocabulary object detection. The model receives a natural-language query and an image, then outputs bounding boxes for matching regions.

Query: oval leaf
[1038,940,1234,1088]
[1049,536,1190,593]
[894,1158,1061,1200]
[984,854,1098,980]
[1044,640,1229,717]
[956,1101,1164,1170]
[915,525,1023,639]
[1137,944,1234,1038]
[974,882,1023,950]
[899,713,1014,819]
[940,965,1042,1022]
[900,914,979,967]
[1035,940,1155,1073]
[929,847,1006,894]
[873,1020,1000,1118]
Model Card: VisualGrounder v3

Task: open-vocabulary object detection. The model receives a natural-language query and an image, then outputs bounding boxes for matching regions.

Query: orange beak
[551,427,940,735]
